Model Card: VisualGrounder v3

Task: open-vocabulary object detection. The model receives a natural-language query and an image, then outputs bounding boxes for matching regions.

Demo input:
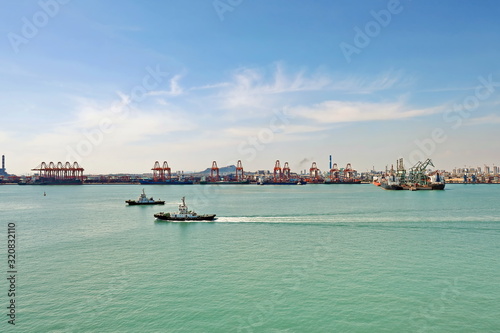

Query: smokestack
[329,155,332,169]
[1,155,4,170]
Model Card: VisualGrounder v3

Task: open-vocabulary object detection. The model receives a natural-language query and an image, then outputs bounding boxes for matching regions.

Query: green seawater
[1,184,499,332]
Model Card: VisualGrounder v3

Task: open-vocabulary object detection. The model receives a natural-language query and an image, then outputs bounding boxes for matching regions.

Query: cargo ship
[257,178,306,185]
[379,158,445,191]
[18,177,83,185]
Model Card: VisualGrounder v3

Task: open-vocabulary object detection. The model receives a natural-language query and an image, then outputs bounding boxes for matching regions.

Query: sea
[1,183,499,332]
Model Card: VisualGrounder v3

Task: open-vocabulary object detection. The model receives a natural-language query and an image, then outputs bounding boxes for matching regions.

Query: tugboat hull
[139,180,193,185]
[126,200,165,205]
[154,213,216,221]
[154,196,217,221]
[402,184,445,191]
[431,183,445,190]
[381,183,404,190]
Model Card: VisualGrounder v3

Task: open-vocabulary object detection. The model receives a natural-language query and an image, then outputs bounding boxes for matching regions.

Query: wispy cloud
[291,100,443,124]
[214,65,409,113]
[1,63,444,173]
[331,70,411,94]
[464,114,500,126]
[190,82,231,91]
[217,64,332,110]
[147,74,184,97]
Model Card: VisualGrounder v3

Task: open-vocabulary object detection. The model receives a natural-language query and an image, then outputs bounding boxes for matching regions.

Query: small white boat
[126,189,165,205]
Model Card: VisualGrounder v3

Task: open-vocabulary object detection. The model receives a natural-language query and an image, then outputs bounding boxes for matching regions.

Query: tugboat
[126,189,165,205]
[154,197,216,221]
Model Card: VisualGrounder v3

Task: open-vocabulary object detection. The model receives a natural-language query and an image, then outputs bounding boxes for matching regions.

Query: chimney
[1,155,4,170]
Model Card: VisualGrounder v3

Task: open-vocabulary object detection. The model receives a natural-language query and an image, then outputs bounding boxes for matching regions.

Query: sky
[0,0,499,175]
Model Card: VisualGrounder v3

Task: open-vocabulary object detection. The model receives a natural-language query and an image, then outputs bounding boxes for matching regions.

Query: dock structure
[4,156,500,185]
[32,161,84,181]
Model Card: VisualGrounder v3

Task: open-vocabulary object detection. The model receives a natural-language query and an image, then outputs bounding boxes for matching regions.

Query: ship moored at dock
[379,158,445,191]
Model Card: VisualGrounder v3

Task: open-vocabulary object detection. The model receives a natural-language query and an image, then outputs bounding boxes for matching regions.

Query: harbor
[1,154,499,186]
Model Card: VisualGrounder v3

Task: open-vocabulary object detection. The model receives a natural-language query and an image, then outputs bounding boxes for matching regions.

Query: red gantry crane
[282,162,291,181]
[235,160,244,182]
[273,160,283,182]
[210,161,220,182]
[309,162,323,183]
[329,163,340,182]
[32,161,84,181]
[343,163,355,181]
[152,161,172,182]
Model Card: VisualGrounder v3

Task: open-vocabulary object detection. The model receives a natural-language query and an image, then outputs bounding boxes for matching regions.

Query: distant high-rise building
[494,166,499,175]
[485,165,491,174]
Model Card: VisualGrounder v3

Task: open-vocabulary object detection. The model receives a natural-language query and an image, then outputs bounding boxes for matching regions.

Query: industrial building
[0,155,9,177]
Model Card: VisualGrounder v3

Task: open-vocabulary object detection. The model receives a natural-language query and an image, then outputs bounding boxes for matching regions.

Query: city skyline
[1,1,499,174]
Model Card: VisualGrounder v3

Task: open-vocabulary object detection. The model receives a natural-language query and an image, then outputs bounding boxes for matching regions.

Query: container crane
[273,160,283,182]
[210,161,220,182]
[235,160,244,182]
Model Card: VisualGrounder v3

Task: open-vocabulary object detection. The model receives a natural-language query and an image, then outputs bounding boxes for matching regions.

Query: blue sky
[1,0,499,174]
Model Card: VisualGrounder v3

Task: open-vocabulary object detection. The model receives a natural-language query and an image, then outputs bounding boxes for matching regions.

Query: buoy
[43,192,46,196]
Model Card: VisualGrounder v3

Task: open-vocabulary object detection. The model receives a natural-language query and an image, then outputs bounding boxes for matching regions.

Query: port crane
[235,160,244,182]
[210,161,220,182]
[152,161,171,182]
[343,163,358,182]
[273,160,283,182]
[308,162,323,183]
[32,161,84,181]
[282,162,291,181]
[329,163,339,182]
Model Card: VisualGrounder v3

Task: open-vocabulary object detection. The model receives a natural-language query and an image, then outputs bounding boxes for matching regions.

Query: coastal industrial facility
[0,154,499,185]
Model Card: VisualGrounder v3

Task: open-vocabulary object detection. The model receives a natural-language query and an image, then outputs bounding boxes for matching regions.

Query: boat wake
[196,214,500,224]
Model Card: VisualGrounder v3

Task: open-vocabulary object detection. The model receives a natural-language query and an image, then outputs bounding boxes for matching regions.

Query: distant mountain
[197,165,236,175]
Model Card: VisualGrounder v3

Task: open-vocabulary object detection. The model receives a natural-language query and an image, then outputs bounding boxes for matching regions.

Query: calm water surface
[0,184,499,332]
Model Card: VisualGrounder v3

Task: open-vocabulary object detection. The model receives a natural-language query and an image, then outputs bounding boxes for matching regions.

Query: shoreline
[2,182,500,186]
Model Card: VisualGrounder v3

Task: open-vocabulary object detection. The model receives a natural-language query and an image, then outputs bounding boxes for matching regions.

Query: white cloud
[217,64,332,110]
[464,114,500,126]
[331,70,410,94]
[190,82,231,91]
[147,74,184,97]
[291,100,443,124]
[2,63,448,174]
[211,65,410,120]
